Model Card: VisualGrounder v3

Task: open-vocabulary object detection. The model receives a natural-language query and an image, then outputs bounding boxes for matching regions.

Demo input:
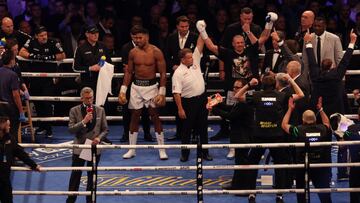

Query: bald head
[1,17,14,35]
[302,110,316,124]
[286,60,301,78]
[301,10,315,30]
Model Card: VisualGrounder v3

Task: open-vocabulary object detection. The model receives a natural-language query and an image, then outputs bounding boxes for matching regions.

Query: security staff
[172,36,212,162]
[19,25,66,138]
[0,117,41,203]
[343,109,360,203]
[282,97,332,203]
[73,24,112,92]
[234,75,304,202]
[0,50,25,141]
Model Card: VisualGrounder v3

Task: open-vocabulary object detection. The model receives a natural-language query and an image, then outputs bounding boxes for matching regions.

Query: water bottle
[98,55,106,67]
[0,37,6,46]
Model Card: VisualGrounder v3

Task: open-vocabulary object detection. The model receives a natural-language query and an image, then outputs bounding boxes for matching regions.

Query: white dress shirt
[172,47,205,98]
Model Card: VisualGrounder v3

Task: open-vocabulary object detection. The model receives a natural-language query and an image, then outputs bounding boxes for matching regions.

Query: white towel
[96,61,114,106]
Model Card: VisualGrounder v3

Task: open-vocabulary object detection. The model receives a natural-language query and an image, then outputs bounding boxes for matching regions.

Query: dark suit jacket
[68,104,109,155]
[212,102,253,143]
[165,31,198,72]
[263,42,299,74]
[307,45,354,115]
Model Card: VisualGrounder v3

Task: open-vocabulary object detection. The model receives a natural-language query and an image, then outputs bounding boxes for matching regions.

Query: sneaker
[101,137,113,145]
[248,194,256,203]
[35,128,46,135]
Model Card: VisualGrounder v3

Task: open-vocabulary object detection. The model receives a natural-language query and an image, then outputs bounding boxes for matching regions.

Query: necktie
[317,36,321,66]
[180,37,184,49]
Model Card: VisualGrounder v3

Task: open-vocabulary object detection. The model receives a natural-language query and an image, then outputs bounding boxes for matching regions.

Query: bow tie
[273,50,281,54]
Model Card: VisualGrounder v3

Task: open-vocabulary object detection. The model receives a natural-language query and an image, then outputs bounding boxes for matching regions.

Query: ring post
[304,139,310,203]
[91,144,98,203]
[196,137,204,203]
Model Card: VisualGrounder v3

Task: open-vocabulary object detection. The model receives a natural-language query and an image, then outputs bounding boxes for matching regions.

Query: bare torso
[132,45,158,79]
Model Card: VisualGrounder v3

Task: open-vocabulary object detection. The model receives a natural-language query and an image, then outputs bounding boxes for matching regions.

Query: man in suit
[165,16,198,141]
[304,28,356,183]
[120,25,152,143]
[302,16,343,77]
[66,87,109,203]
[262,31,296,74]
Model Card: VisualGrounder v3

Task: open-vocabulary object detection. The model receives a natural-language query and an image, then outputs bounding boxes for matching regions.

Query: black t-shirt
[23,38,64,72]
[0,67,20,104]
[289,124,332,163]
[251,90,288,138]
[218,43,259,89]
[0,30,31,48]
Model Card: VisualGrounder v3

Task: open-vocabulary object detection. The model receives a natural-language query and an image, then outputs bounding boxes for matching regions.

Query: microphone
[86,105,93,113]
[86,105,93,123]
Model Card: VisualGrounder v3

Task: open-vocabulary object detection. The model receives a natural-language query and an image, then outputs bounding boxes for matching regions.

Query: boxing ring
[12,54,360,203]
[14,141,360,203]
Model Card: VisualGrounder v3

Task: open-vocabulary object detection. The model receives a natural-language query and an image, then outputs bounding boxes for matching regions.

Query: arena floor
[12,125,350,203]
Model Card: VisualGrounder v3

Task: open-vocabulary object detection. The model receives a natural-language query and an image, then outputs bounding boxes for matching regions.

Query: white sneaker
[123,150,136,159]
[226,148,235,160]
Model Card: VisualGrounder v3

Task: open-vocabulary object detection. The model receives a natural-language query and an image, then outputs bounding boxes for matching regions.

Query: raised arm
[284,74,304,101]
[316,97,330,128]
[282,97,295,134]
[234,78,258,99]
[196,20,219,55]
[337,29,357,78]
[304,30,320,80]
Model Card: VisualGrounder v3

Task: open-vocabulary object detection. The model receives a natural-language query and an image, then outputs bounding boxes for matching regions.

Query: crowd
[0,0,360,203]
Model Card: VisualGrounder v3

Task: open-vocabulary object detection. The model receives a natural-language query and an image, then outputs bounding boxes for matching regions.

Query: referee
[172,36,212,162]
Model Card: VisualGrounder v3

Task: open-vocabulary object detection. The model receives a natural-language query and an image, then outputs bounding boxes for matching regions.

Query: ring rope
[19,141,360,149]
[11,162,360,172]
[12,188,360,196]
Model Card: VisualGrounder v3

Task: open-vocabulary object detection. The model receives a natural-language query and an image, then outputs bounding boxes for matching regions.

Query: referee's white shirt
[172,47,205,98]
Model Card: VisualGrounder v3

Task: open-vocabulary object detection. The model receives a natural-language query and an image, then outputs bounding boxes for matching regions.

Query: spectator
[0,49,25,140]
[19,26,66,138]
[0,17,31,48]
[293,10,315,49]
[337,4,356,48]
[165,15,198,141]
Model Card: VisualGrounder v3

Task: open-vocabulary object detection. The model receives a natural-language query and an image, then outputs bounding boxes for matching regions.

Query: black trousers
[180,94,209,157]
[0,103,19,142]
[0,176,13,203]
[296,167,332,203]
[30,78,54,133]
[66,154,100,203]
[243,137,292,190]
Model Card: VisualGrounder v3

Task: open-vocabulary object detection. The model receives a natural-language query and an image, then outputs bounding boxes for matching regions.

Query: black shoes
[101,137,112,145]
[180,155,189,162]
[202,153,213,161]
[209,131,229,141]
